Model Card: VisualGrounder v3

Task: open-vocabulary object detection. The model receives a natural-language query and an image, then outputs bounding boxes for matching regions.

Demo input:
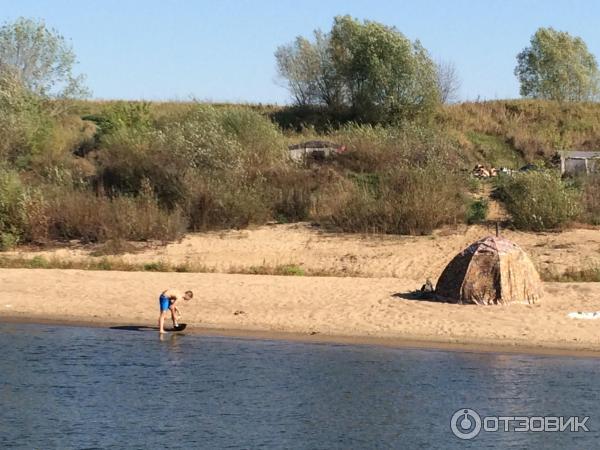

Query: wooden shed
[560,151,600,176]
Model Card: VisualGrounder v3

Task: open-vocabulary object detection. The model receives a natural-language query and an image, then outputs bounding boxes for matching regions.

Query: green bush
[143,261,170,272]
[467,198,489,224]
[218,107,286,168]
[97,131,188,209]
[322,163,467,235]
[278,264,305,276]
[330,123,465,173]
[158,105,286,173]
[83,101,153,143]
[95,105,287,215]
[0,167,26,247]
[156,105,245,175]
[103,101,152,133]
[29,255,49,268]
[0,73,55,168]
[580,174,600,225]
[495,171,580,231]
[0,232,18,251]
[186,179,271,230]
[265,167,319,223]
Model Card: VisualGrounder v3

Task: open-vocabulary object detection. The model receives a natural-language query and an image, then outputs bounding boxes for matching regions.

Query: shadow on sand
[392,292,442,303]
[392,291,423,300]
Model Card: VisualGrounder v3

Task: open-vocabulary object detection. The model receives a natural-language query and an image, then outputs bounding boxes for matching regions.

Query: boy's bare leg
[158,311,167,334]
[169,305,179,328]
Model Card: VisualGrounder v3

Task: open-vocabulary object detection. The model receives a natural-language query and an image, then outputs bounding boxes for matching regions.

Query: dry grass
[0,256,365,277]
[540,266,600,282]
[24,188,187,244]
[443,100,600,162]
[3,254,596,282]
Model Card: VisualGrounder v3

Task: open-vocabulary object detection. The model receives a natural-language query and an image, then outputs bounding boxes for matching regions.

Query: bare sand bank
[4,223,600,279]
[2,268,600,356]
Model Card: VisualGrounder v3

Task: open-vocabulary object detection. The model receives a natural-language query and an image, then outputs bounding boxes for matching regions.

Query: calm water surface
[0,323,599,449]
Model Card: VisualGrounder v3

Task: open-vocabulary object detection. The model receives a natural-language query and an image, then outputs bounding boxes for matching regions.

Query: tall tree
[436,60,461,104]
[275,16,440,123]
[275,36,320,106]
[275,31,342,108]
[330,16,440,122]
[515,27,599,102]
[0,17,88,98]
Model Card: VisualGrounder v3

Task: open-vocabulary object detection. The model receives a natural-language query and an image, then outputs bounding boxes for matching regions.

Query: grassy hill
[76,98,600,168]
[443,100,600,164]
[1,97,599,250]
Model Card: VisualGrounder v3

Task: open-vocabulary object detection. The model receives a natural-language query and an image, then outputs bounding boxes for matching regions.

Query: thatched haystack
[435,236,542,305]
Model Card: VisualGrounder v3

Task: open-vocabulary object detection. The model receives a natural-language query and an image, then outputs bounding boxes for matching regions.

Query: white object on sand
[567,311,600,320]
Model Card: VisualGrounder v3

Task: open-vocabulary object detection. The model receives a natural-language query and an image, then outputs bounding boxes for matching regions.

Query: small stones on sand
[233,310,246,316]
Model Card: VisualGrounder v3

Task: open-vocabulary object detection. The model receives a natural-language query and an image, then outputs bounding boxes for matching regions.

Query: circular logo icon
[450,408,482,440]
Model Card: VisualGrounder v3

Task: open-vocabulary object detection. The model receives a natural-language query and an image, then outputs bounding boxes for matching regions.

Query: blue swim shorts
[159,294,170,312]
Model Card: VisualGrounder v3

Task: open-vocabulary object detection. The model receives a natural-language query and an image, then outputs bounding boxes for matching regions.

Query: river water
[0,322,598,449]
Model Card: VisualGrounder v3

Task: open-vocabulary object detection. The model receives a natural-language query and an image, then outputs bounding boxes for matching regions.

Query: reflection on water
[0,323,599,449]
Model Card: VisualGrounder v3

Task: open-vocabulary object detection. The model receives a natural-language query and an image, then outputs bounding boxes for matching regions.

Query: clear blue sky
[2,0,599,103]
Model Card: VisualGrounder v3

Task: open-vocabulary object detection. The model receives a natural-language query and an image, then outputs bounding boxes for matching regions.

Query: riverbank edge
[3,313,600,359]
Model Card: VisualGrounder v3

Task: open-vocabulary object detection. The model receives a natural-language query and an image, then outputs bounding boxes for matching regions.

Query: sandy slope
[6,223,600,280]
[2,268,600,354]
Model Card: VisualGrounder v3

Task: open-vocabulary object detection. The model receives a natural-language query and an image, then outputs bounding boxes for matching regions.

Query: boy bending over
[158,288,193,334]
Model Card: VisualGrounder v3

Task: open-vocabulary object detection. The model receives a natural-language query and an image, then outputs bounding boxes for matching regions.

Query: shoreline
[3,268,600,360]
[4,313,600,359]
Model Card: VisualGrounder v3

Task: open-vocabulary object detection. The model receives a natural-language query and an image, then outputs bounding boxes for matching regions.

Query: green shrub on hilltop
[156,105,243,174]
[104,101,153,133]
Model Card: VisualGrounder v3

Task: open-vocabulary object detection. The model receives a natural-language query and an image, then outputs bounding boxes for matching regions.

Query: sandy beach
[5,223,600,277]
[2,223,600,356]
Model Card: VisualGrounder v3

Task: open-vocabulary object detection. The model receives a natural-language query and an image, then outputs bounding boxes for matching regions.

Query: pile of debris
[288,141,347,163]
[472,165,513,178]
[472,164,496,178]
